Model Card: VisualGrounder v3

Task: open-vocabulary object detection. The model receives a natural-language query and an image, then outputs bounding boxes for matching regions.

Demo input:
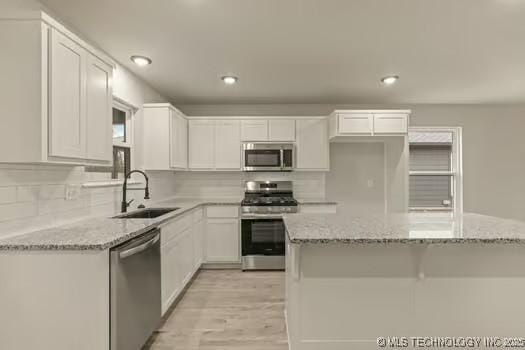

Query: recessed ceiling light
[221,76,238,85]
[130,55,152,67]
[381,75,399,85]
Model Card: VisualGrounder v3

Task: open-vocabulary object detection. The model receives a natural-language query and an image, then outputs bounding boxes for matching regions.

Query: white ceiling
[39,0,525,105]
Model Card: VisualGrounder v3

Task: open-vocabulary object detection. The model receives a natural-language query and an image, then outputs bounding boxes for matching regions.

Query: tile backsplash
[0,164,325,239]
[171,171,326,200]
[0,164,177,239]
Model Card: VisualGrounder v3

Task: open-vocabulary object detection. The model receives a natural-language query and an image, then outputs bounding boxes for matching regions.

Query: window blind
[409,145,451,172]
[409,144,453,209]
[409,175,452,208]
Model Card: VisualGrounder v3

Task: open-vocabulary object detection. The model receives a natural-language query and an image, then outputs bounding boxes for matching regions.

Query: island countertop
[283,212,525,244]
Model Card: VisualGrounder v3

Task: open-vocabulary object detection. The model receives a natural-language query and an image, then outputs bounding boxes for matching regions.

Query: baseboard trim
[201,262,241,270]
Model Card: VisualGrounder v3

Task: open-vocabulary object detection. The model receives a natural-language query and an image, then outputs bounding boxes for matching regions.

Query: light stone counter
[284,211,525,349]
[284,211,525,244]
[296,198,338,205]
[0,198,240,251]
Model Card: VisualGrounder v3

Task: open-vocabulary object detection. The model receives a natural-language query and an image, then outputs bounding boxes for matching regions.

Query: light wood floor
[144,270,288,350]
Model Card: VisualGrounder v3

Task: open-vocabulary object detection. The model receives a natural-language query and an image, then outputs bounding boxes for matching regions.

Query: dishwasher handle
[119,232,160,259]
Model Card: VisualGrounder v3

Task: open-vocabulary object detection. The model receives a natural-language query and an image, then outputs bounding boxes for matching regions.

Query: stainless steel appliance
[110,228,161,350]
[241,181,298,270]
[242,143,294,172]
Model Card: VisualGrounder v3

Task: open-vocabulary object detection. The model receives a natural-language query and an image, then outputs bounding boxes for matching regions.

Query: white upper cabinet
[329,110,410,138]
[296,118,329,171]
[0,14,114,164]
[337,113,373,135]
[143,104,188,170]
[241,120,268,141]
[189,120,215,169]
[188,119,241,170]
[86,54,113,162]
[373,113,408,134]
[48,28,87,159]
[170,110,188,169]
[214,120,241,170]
[268,119,296,141]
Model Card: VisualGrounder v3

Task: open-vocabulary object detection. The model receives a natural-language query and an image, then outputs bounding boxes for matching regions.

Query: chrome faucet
[121,170,150,213]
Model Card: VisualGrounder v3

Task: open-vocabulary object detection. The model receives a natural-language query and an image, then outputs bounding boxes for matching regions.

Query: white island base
[286,242,525,350]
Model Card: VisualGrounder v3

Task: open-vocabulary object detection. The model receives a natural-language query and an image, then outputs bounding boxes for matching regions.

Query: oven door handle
[242,214,283,220]
[279,149,284,170]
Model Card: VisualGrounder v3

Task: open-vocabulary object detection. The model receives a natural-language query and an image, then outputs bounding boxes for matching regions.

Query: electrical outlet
[65,184,81,201]
[367,179,374,188]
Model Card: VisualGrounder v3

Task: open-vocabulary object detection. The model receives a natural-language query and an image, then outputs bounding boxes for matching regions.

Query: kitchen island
[283,212,525,350]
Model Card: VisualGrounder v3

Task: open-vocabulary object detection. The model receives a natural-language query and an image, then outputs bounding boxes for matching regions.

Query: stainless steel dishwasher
[110,228,161,350]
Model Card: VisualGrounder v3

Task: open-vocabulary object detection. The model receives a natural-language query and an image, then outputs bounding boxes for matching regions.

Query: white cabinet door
[206,219,240,263]
[241,120,268,141]
[49,28,86,159]
[296,118,329,170]
[189,120,215,169]
[269,119,295,141]
[373,114,408,134]
[161,231,181,315]
[170,111,188,169]
[179,116,188,168]
[215,120,241,170]
[143,106,170,170]
[177,228,194,287]
[85,53,112,162]
[338,113,373,134]
[192,219,204,270]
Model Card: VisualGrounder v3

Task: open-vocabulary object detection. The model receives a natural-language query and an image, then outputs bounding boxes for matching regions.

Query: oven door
[241,217,286,256]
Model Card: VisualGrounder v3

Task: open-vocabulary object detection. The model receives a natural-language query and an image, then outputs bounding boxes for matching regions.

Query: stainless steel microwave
[242,143,294,172]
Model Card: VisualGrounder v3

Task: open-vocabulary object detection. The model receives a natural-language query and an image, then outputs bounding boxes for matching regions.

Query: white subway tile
[0,186,17,204]
[0,202,38,222]
[16,185,39,202]
[39,184,66,200]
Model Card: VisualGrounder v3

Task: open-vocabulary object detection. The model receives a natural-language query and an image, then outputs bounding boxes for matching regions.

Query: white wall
[180,104,525,221]
[325,143,385,214]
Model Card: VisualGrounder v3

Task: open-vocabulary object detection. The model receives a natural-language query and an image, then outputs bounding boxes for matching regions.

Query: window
[409,127,462,213]
[85,100,134,180]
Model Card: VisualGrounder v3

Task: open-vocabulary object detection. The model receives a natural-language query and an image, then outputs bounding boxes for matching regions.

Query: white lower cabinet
[177,228,194,288]
[160,205,240,314]
[205,219,240,263]
[161,230,181,314]
[160,211,198,315]
[192,208,204,269]
[205,205,240,263]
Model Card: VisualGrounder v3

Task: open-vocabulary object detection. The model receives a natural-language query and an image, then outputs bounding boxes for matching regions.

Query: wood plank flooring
[144,270,288,350]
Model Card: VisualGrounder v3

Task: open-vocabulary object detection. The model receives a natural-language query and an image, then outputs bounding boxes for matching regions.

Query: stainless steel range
[241,181,298,270]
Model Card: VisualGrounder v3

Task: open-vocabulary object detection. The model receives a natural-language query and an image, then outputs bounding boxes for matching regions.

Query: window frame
[112,100,134,150]
[111,99,135,180]
[408,126,463,214]
[83,98,136,185]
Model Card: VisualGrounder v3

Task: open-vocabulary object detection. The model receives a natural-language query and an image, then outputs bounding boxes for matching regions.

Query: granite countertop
[296,198,337,205]
[284,212,525,244]
[0,198,240,251]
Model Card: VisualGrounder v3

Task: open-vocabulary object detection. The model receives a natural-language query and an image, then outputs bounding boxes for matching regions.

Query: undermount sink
[113,207,180,219]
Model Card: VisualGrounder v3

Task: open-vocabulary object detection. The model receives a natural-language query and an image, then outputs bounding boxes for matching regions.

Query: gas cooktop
[241,181,298,214]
